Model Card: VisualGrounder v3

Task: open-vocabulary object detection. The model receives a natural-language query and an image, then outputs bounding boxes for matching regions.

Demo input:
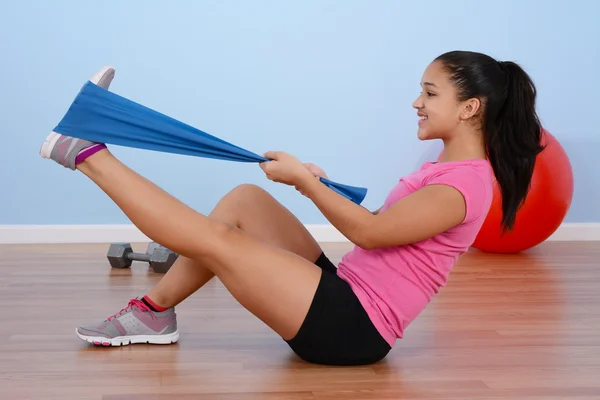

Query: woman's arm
[259,151,466,250]
[300,178,466,249]
[304,162,381,215]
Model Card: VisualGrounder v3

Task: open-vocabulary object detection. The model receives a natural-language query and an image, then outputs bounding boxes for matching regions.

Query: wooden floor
[0,241,599,399]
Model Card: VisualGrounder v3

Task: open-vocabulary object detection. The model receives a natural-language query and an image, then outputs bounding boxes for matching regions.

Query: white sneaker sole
[90,65,115,88]
[39,131,61,159]
[76,328,179,346]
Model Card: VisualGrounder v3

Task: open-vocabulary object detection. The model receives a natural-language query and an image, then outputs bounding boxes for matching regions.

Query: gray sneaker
[39,66,115,169]
[76,298,179,346]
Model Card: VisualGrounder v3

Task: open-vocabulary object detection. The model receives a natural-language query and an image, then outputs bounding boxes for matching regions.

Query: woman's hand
[260,151,316,190]
[303,162,329,180]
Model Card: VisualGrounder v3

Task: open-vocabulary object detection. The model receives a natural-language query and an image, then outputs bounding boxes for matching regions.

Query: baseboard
[0,223,599,244]
[545,223,600,241]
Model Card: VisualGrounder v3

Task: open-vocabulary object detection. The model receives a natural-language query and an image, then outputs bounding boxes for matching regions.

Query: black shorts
[285,252,392,366]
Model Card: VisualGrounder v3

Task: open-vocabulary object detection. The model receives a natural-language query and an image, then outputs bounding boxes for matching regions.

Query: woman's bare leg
[146,183,324,308]
[75,149,322,340]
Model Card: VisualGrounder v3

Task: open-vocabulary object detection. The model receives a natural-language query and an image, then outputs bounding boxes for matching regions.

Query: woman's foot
[39,66,115,170]
[76,298,179,346]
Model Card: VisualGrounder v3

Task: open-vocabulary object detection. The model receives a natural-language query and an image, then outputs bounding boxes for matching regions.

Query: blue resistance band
[53,81,368,205]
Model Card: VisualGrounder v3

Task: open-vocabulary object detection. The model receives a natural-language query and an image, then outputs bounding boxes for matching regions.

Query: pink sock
[142,295,169,312]
[75,143,107,165]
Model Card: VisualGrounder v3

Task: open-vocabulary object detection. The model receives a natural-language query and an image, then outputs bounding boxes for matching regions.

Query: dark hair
[434,50,545,232]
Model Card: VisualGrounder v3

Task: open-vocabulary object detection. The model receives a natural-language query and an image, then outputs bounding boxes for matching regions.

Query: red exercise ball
[471,129,574,253]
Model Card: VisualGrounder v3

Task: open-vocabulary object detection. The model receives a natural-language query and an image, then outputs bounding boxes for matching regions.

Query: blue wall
[1,1,598,225]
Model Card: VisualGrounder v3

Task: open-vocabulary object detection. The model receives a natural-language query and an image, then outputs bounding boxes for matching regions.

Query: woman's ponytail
[435,51,545,232]
[485,61,545,231]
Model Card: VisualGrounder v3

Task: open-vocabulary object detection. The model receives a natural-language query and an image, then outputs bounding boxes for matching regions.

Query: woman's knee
[214,184,270,213]
[210,219,238,242]
[227,184,269,202]
[201,220,246,270]
[192,218,235,257]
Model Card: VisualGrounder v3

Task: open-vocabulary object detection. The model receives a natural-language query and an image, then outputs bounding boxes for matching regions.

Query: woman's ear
[461,98,481,120]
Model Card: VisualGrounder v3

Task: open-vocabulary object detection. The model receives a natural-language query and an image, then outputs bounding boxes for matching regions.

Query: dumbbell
[107,242,179,273]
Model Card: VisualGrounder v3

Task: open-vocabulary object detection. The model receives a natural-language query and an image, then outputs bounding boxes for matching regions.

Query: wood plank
[0,241,598,399]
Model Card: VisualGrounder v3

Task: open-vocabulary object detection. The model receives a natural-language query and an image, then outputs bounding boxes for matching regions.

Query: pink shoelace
[107,298,157,321]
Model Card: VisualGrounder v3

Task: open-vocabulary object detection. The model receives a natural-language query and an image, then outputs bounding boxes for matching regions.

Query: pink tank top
[337,159,494,346]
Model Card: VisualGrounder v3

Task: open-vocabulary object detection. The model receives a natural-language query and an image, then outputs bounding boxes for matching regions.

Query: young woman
[40,50,544,366]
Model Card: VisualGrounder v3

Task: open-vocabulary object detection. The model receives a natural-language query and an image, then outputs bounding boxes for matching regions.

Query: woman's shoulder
[420,158,492,183]
[420,159,494,224]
